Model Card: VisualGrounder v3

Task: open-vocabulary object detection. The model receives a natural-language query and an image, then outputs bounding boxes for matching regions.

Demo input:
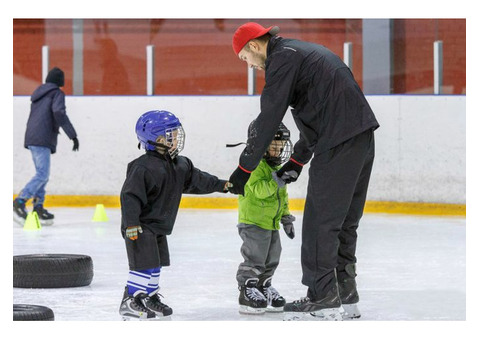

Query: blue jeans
[18,146,51,206]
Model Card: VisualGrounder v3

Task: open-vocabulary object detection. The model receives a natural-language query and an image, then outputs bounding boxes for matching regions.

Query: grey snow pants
[236,224,281,286]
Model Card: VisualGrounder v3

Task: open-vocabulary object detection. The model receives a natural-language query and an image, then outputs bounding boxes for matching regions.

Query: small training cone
[92,204,108,222]
[23,211,42,230]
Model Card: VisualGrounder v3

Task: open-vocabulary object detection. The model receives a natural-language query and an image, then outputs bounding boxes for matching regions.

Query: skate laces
[246,286,267,301]
[292,296,310,304]
[148,293,168,308]
[264,286,282,304]
[132,296,151,313]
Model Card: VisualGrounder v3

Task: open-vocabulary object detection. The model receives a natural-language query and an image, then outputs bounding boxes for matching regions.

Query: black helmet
[248,120,293,166]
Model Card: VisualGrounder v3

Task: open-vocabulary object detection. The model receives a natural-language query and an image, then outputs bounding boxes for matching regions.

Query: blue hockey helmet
[135,110,185,158]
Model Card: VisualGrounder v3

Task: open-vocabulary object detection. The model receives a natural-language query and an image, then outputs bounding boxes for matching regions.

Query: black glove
[72,137,79,151]
[228,166,251,195]
[277,159,303,183]
[281,215,296,239]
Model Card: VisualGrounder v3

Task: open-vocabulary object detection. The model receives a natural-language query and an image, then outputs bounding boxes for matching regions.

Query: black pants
[301,129,375,300]
[123,227,170,271]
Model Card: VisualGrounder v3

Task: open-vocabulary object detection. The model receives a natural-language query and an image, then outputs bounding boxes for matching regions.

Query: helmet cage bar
[149,126,185,159]
[264,138,293,166]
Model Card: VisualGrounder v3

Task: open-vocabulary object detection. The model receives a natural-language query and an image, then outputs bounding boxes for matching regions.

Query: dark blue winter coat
[24,83,77,154]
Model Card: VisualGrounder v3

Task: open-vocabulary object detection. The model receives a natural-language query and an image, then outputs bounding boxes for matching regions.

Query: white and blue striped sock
[127,267,161,296]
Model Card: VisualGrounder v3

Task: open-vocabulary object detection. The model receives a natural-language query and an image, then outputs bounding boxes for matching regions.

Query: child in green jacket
[236,121,296,314]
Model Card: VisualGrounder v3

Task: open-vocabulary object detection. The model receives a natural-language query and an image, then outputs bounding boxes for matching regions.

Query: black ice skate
[33,205,54,226]
[258,277,285,312]
[119,286,156,321]
[238,278,267,314]
[338,264,361,319]
[144,288,173,318]
[13,198,28,225]
[283,286,342,321]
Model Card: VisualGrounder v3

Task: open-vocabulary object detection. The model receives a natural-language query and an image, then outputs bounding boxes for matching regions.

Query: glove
[223,182,233,193]
[281,215,296,239]
[271,171,286,188]
[126,226,143,241]
[228,166,251,195]
[72,137,79,151]
[276,159,303,183]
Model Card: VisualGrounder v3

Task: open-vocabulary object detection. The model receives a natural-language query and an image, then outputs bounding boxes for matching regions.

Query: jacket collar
[266,35,282,58]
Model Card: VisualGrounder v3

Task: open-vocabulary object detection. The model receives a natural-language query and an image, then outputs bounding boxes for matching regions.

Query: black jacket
[240,36,379,171]
[120,151,227,235]
[24,83,77,154]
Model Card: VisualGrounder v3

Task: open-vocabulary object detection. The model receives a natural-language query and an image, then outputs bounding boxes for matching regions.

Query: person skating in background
[229,120,296,315]
[13,67,79,226]
[119,110,231,320]
[228,22,379,320]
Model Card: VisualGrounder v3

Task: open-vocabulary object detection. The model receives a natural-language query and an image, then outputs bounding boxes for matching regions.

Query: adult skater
[228,22,379,320]
[13,67,79,226]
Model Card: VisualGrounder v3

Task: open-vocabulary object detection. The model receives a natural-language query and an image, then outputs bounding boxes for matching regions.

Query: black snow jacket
[120,151,228,235]
[239,36,379,171]
[24,83,77,154]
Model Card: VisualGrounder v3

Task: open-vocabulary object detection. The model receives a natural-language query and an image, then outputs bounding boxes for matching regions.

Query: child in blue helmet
[119,110,231,320]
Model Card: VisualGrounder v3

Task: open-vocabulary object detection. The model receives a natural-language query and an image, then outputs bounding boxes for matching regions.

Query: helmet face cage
[248,120,293,166]
[162,125,185,158]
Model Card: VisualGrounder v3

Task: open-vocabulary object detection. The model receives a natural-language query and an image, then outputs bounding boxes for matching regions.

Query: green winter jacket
[238,159,290,230]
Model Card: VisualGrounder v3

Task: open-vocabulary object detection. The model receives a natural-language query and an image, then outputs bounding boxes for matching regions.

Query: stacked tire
[13,254,94,320]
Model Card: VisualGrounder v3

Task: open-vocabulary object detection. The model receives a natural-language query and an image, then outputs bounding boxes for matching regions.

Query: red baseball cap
[232,22,280,55]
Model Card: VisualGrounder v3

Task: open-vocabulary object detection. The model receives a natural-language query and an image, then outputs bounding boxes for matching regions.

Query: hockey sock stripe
[146,267,161,294]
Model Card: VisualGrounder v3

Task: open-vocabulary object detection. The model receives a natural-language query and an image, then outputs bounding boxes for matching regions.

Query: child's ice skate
[258,277,285,312]
[144,288,173,319]
[119,286,156,321]
[238,278,267,314]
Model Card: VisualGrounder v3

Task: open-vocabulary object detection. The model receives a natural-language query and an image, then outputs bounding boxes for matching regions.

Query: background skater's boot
[238,278,267,314]
[258,277,285,312]
[144,288,173,318]
[33,204,54,226]
[13,198,28,225]
[284,285,342,321]
[119,286,156,320]
[338,264,361,319]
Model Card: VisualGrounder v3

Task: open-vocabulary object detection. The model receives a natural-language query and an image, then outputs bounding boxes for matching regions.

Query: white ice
[12,207,466,324]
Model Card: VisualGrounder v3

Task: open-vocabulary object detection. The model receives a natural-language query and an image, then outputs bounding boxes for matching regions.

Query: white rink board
[13,95,465,203]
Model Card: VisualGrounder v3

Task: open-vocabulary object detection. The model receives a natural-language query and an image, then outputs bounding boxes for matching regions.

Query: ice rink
[12,207,466,323]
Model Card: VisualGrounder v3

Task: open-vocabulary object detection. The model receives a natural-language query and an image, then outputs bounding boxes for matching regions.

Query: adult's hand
[228,166,251,195]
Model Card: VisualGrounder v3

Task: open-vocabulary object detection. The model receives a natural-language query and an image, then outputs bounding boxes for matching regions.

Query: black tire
[13,254,94,288]
[13,304,55,321]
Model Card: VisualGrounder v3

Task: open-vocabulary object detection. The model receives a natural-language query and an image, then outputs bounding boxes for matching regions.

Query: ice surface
[11,208,469,337]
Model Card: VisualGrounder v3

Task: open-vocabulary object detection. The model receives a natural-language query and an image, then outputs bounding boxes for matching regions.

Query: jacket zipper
[273,187,281,228]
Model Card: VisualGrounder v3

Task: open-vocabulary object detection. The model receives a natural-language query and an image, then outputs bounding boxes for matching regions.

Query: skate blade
[121,316,159,321]
[239,305,266,315]
[266,305,284,313]
[310,308,343,321]
[341,304,361,319]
